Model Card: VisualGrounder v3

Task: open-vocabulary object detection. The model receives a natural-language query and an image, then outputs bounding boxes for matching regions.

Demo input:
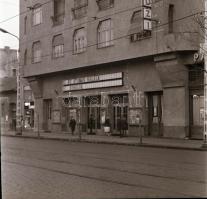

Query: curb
[1,134,206,151]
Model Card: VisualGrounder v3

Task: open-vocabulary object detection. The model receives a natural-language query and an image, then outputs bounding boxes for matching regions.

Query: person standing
[88,114,95,134]
[122,116,128,137]
[69,117,76,135]
[104,117,111,136]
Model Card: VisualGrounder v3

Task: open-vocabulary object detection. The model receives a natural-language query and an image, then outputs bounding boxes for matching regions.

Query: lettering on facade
[63,72,123,92]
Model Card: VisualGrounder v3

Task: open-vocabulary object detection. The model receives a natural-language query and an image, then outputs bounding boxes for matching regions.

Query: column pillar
[155,53,189,138]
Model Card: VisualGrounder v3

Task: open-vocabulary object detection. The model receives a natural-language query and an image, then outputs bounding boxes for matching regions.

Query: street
[1,136,207,198]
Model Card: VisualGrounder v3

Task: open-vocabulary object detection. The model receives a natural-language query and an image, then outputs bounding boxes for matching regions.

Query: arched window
[32,4,42,26]
[32,41,41,63]
[73,28,87,53]
[97,19,113,48]
[52,34,64,58]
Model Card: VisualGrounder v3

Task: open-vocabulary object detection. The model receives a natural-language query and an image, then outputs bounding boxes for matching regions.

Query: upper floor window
[52,0,65,26]
[129,10,151,42]
[73,28,87,54]
[96,0,114,11]
[32,41,41,63]
[52,34,64,58]
[32,5,42,26]
[98,19,114,48]
[72,0,88,19]
[168,4,174,33]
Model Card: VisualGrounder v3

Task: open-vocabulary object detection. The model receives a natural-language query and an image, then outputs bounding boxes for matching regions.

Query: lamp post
[203,0,207,148]
[0,28,23,135]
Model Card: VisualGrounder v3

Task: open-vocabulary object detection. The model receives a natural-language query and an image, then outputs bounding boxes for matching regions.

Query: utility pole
[203,0,207,148]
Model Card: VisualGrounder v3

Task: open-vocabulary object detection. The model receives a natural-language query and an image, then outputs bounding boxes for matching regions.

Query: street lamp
[202,0,207,148]
[0,28,23,135]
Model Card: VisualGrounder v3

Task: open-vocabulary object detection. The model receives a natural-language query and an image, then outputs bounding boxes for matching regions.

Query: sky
[0,0,19,49]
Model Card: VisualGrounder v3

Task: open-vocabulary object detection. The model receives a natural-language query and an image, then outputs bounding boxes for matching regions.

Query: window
[96,0,114,10]
[52,34,64,58]
[131,10,142,24]
[32,5,42,26]
[52,0,65,25]
[32,41,41,63]
[72,0,88,19]
[129,10,151,42]
[24,49,27,65]
[98,19,113,48]
[168,4,174,33]
[73,28,87,54]
[24,16,27,34]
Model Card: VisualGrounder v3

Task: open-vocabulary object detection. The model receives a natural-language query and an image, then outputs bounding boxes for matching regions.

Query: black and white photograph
[0,0,207,198]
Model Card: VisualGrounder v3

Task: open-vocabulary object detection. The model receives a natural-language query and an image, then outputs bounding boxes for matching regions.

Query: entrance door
[148,92,163,137]
[44,99,52,132]
[113,105,128,134]
[88,107,101,133]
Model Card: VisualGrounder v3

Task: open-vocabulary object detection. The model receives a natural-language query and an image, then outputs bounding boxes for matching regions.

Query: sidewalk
[1,129,207,151]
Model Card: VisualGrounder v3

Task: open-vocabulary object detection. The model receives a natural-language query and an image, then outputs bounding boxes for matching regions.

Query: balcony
[96,0,114,10]
[72,4,88,19]
[51,13,65,26]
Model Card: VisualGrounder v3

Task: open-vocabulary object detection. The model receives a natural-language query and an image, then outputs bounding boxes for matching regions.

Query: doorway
[43,99,52,132]
[148,92,163,137]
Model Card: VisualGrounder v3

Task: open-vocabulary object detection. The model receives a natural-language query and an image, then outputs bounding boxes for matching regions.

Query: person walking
[88,114,95,134]
[117,116,122,138]
[104,117,111,136]
[122,116,128,137]
[69,117,76,135]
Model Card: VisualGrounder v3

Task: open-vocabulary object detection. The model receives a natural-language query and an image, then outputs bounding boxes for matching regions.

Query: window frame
[97,18,114,48]
[73,28,87,54]
[32,41,42,63]
[32,4,43,26]
[52,34,64,58]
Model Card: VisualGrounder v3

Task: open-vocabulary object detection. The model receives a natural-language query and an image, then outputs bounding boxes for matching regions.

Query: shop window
[97,19,114,48]
[73,28,87,54]
[32,41,41,63]
[168,4,174,33]
[32,4,42,26]
[52,0,65,26]
[52,34,64,58]
[96,0,114,10]
[72,0,88,19]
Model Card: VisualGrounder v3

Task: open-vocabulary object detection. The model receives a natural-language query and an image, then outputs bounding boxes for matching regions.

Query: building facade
[0,46,34,132]
[20,0,204,138]
[0,46,18,131]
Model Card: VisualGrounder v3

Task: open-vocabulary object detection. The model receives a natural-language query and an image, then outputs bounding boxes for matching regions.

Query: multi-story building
[20,0,204,139]
[0,46,18,130]
[0,46,34,132]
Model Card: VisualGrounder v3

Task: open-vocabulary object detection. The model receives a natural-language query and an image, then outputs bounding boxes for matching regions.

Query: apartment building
[0,46,18,130]
[20,0,204,138]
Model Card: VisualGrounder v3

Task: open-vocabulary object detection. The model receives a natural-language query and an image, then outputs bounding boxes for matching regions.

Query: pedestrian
[117,116,122,137]
[88,114,95,134]
[104,117,111,136]
[122,116,128,137]
[69,117,76,135]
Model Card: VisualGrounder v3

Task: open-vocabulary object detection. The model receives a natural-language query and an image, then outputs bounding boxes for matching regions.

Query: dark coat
[69,119,76,130]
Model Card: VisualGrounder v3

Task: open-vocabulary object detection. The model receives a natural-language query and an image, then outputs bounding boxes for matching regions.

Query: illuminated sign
[63,72,123,92]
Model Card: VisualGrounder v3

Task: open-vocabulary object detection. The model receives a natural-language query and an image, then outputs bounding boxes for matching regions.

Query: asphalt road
[1,136,207,199]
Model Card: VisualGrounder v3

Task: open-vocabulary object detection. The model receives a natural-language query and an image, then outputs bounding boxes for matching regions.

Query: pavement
[1,129,207,151]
